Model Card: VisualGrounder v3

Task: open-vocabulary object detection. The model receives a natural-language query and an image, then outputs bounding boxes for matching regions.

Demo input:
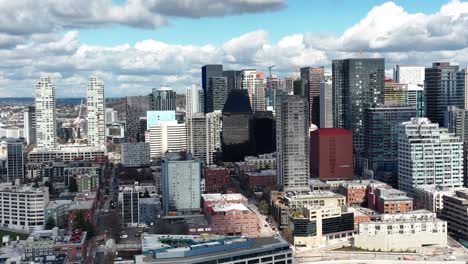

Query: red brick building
[53,230,88,261]
[204,167,230,193]
[368,188,414,214]
[245,170,276,192]
[67,201,94,229]
[205,203,259,237]
[310,128,354,180]
[339,180,389,205]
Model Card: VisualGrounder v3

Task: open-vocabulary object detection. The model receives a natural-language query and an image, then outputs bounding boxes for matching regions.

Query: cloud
[0,1,467,97]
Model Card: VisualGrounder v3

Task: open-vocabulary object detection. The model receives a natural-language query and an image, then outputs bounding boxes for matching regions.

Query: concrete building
[146,111,176,130]
[139,198,161,225]
[310,128,353,180]
[105,108,118,124]
[414,185,465,215]
[24,106,36,145]
[161,154,201,214]
[5,139,24,182]
[125,96,150,143]
[119,186,140,225]
[86,76,106,147]
[0,184,49,231]
[354,210,447,251]
[364,105,417,186]
[394,65,425,86]
[440,189,468,240]
[244,153,276,170]
[290,205,355,247]
[35,77,56,149]
[147,121,186,159]
[320,79,333,128]
[241,69,265,112]
[28,145,107,163]
[185,85,203,117]
[300,66,324,126]
[75,174,99,192]
[44,200,72,228]
[271,190,346,229]
[383,82,424,116]
[332,58,385,168]
[150,87,176,111]
[121,142,150,167]
[136,234,292,264]
[425,62,463,126]
[186,111,222,165]
[276,94,310,192]
[398,118,464,194]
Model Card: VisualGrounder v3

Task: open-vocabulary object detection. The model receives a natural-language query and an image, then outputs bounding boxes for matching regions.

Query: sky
[0,0,467,97]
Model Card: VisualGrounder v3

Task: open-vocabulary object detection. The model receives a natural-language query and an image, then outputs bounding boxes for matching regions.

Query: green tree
[69,177,78,192]
[258,200,270,215]
[73,211,95,240]
[291,210,303,218]
[45,217,56,229]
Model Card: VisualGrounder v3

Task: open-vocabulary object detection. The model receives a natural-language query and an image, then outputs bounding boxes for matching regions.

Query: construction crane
[268,65,276,78]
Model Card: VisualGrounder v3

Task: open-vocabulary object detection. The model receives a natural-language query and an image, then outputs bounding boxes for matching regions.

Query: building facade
[394,65,425,86]
[126,96,150,142]
[121,142,150,167]
[35,77,56,149]
[301,66,324,125]
[150,87,176,111]
[147,121,187,158]
[6,140,25,182]
[206,76,228,113]
[86,76,106,147]
[119,186,140,225]
[241,69,265,112]
[441,189,468,240]
[320,79,333,128]
[24,106,36,145]
[202,64,223,113]
[186,112,222,165]
[185,85,203,117]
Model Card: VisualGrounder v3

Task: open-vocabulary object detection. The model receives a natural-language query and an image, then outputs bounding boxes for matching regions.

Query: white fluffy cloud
[0,0,467,96]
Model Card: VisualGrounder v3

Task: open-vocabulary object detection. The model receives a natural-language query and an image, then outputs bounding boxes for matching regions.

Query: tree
[73,211,96,240]
[142,189,150,198]
[258,200,270,215]
[69,177,78,192]
[291,210,303,218]
[45,217,56,229]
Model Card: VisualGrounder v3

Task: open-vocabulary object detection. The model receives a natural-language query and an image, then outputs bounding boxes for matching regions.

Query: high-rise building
[6,139,25,182]
[222,70,242,92]
[250,111,276,155]
[161,154,201,214]
[206,76,228,113]
[119,186,140,224]
[332,58,385,166]
[384,81,425,117]
[310,128,353,180]
[301,66,324,125]
[441,189,468,241]
[86,77,106,147]
[185,85,203,117]
[241,69,265,112]
[121,142,150,167]
[283,76,295,95]
[24,106,36,145]
[35,77,56,149]
[445,106,468,142]
[393,65,425,86]
[398,118,464,194]
[425,62,462,125]
[364,105,417,186]
[458,67,468,109]
[276,94,310,192]
[319,79,333,128]
[150,87,176,111]
[221,89,253,162]
[202,65,223,113]
[146,111,176,129]
[186,111,222,165]
[147,121,186,158]
[266,75,282,90]
[105,108,118,124]
[125,96,150,143]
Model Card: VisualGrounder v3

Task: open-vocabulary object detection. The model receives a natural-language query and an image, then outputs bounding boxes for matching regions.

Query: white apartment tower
[186,85,203,117]
[147,121,187,158]
[319,79,333,128]
[394,65,425,86]
[186,111,222,165]
[241,70,265,112]
[86,77,106,147]
[398,118,464,194]
[35,77,56,149]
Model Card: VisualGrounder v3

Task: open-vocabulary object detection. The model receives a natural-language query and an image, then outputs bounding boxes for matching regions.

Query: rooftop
[201,193,247,203]
[0,183,47,194]
[46,200,73,209]
[68,201,93,211]
[210,203,250,212]
[245,170,276,176]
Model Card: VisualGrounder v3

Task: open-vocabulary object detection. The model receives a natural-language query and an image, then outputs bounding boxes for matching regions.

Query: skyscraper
[6,139,24,182]
[206,76,228,113]
[147,121,187,158]
[301,66,324,125]
[398,118,464,194]
[276,94,310,192]
[86,76,106,147]
[394,65,425,86]
[222,70,242,92]
[24,106,36,145]
[445,106,468,142]
[425,62,462,125]
[250,112,276,155]
[319,79,333,128]
[241,69,265,112]
[332,58,385,165]
[364,105,417,186]
[185,85,203,117]
[150,87,176,111]
[458,68,468,109]
[202,65,223,113]
[186,111,222,165]
[384,81,425,117]
[125,96,150,143]
[35,77,56,149]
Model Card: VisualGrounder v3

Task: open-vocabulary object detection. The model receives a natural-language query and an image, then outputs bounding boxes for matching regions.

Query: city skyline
[0,0,466,97]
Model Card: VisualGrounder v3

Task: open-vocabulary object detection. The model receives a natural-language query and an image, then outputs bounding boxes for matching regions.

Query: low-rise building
[205,203,258,237]
[338,180,388,205]
[29,145,107,163]
[354,210,447,251]
[244,153,276,170]
[440,189,468,240]
[201,193,248,209]
[204,166,230,193]
[139,198,161,226]
[136,234,292,264]
[245,170,276,192]
[414,185,464,215]
[368,188,413,214]
[45,200,73,228]
[75,174,99,192]
[67,201,94,229]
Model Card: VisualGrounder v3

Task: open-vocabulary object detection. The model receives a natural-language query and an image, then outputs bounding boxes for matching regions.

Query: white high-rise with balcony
[35,77,56,149]
[398,118,464,194]
[87,77,106,147]
[241,69,265,112]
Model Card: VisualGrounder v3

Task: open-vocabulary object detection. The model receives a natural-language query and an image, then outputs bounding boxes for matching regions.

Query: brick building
[204,166,230,193]
[368,188,414,214]
[244,170,276,192]
[67,201,94,229]
[339,180,388,205]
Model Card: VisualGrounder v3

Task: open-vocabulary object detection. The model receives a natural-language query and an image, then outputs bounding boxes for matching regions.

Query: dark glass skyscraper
[202,64,223,113]
[150,87,176,111]
[223,70,242,92]
[425,62,462,126]
[364,105,417,187]
[6,139,24,182]
[206,76,228,113]
[251,111,276,155]
[301,66,324,126]
[332,58,385,165]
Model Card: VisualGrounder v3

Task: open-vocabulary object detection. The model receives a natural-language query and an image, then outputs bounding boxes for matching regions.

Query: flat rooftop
[201,193,247,202]
[68,201,93,210]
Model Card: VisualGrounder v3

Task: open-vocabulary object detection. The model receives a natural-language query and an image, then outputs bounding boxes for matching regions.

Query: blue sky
[79,0,448,47]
